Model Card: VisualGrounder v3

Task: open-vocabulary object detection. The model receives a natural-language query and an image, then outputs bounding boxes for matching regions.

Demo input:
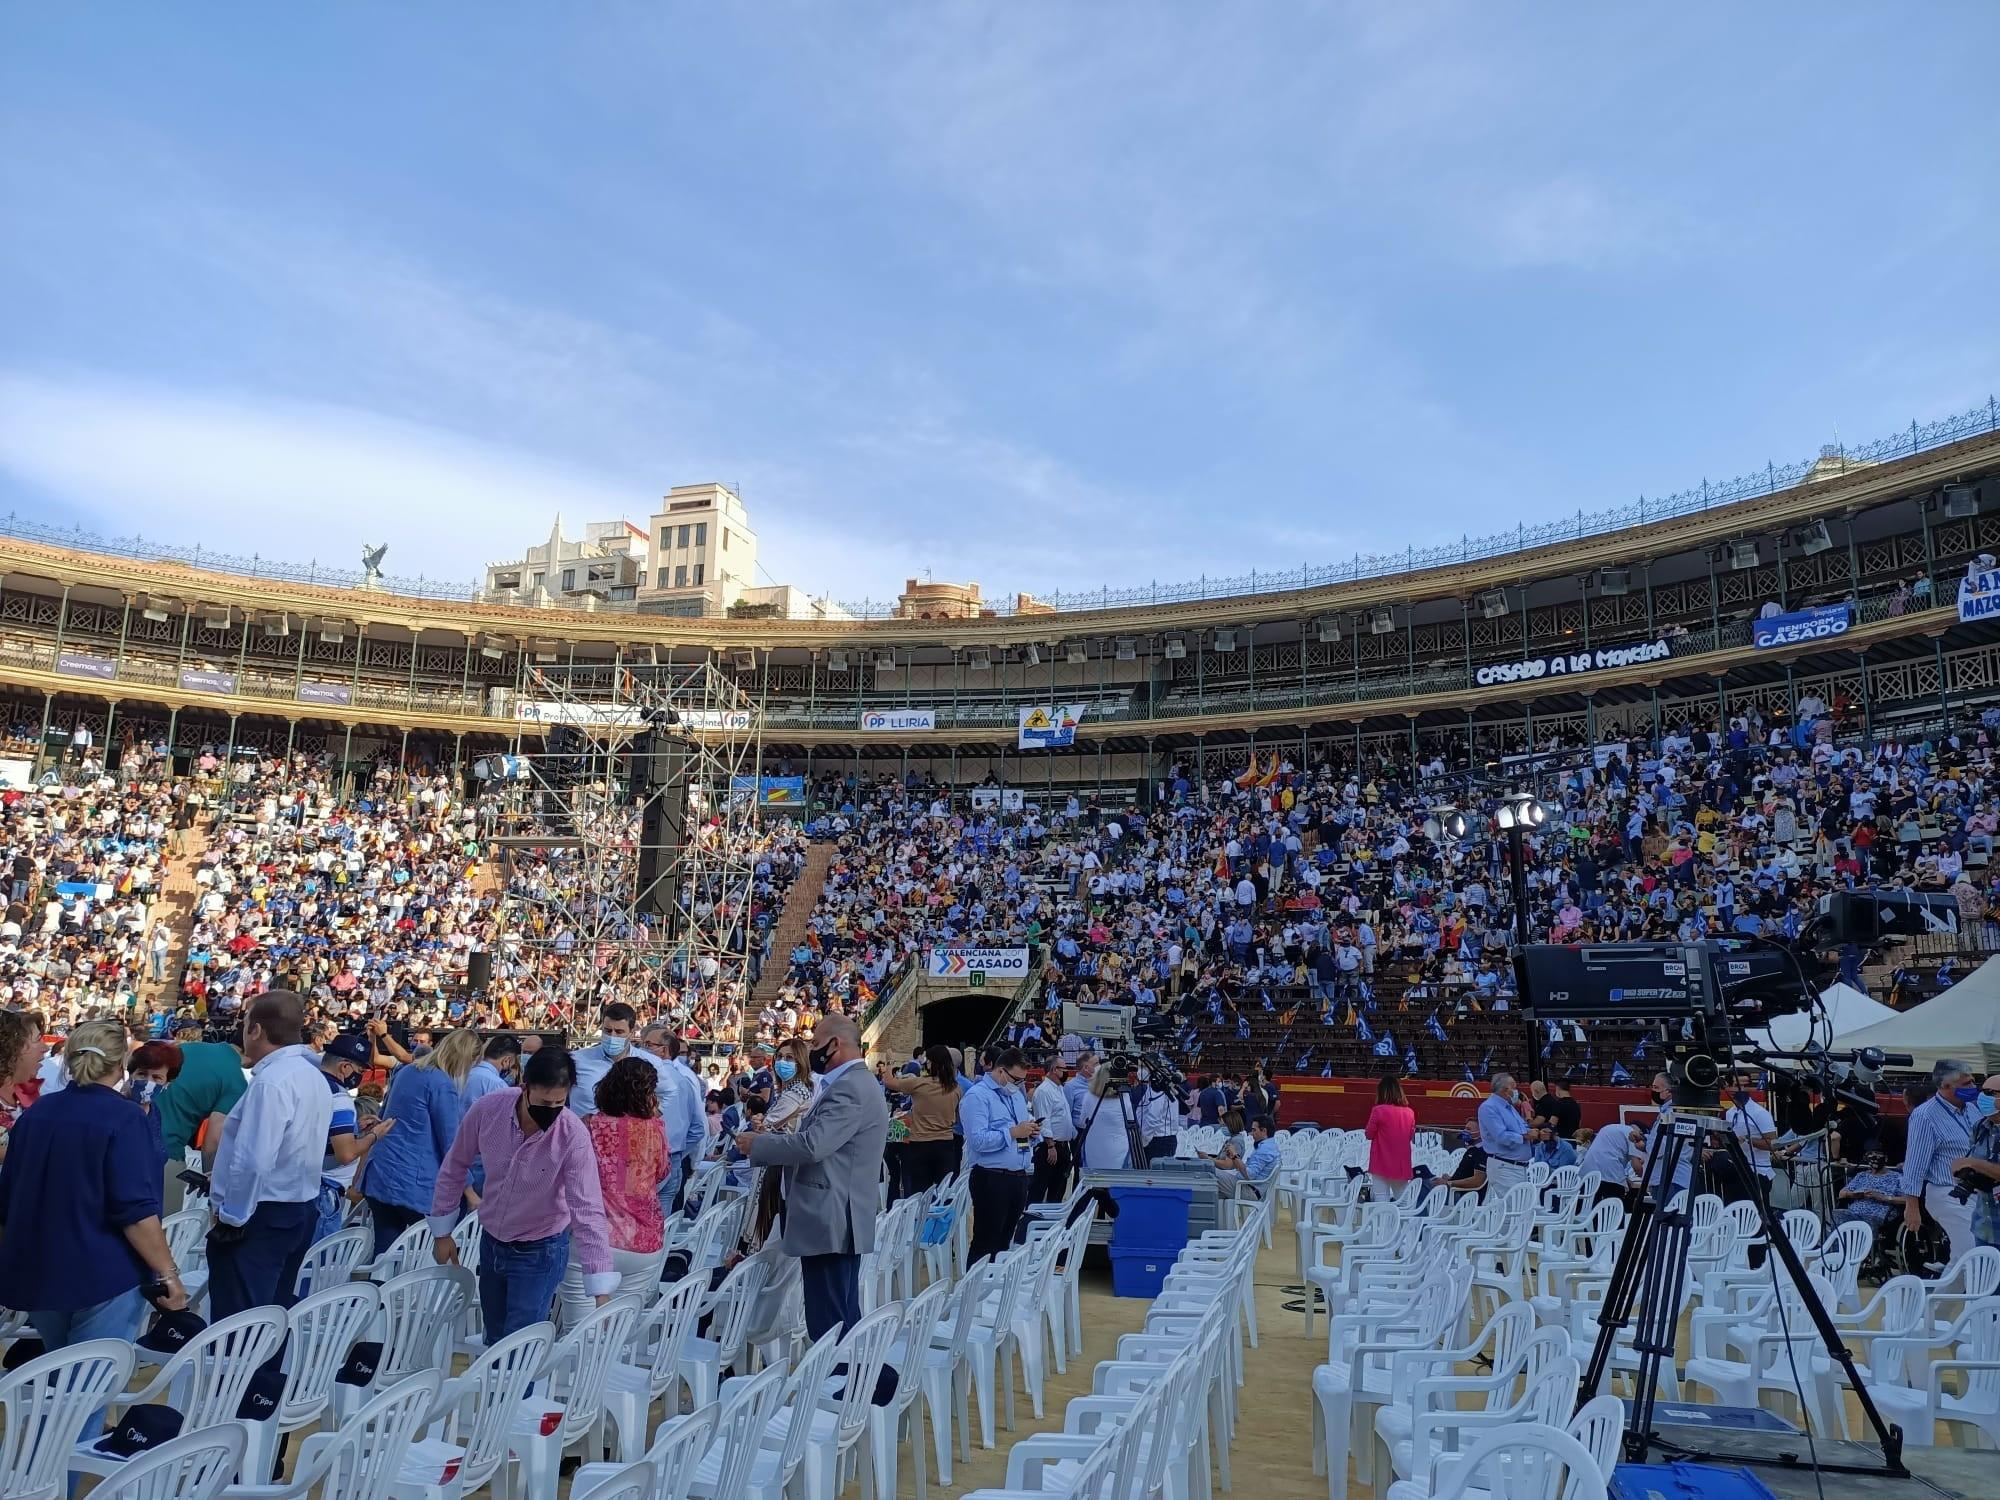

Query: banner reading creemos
[1473,639,1670,689]
[178,668,238,694]
[859,708,937,733]
[927,946,1031,979]
[1960,569,2000,624]
[1752,604,1851,649]
[56,651,117,681]
[1017,703,1085,750]
[297,681,353,707]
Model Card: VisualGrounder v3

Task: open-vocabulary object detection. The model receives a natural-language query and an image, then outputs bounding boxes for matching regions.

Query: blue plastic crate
[1610,1463,1779,1500]
[1109,1185,1192,1252]
[1108,1247,1176,1298]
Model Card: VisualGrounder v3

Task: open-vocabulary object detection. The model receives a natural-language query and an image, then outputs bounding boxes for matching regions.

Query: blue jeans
[477,1231,570,1346]
[32,1286,148,1454]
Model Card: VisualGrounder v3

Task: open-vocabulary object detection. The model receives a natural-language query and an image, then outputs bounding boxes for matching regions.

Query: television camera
[1514,937,1909,1111]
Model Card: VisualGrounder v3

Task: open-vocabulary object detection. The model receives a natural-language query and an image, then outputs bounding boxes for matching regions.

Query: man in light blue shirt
[960,1047,1040,1264]
[458,1034,520,1194]
[1901,1058,1981,1265]
[1478,1073,1532,1199]
[571,1003,641,1118]
[637,1022,709,1209]
[1213,1117,1280,1199]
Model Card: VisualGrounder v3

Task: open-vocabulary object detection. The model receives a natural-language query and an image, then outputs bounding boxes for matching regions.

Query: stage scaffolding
[482,660,765,1032]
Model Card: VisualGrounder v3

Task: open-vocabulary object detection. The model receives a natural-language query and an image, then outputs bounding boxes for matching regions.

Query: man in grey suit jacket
[735,1015,888,1338]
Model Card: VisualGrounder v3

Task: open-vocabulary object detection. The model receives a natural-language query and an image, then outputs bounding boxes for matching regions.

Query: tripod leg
[1727,1135,1908,1476]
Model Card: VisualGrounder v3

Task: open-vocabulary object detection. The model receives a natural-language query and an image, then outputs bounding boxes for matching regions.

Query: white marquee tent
[1834,955,2000,1075]
[1748,982,1901,1056]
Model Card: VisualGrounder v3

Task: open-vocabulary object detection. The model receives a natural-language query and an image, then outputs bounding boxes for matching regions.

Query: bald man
[735,1016,889,1338]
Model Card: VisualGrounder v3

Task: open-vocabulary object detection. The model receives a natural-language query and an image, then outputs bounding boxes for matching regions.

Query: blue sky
[2,4,1995,608]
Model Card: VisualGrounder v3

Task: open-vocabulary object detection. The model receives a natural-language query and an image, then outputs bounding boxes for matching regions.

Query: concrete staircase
[752,842,835,1007]
[137,826,210,1010]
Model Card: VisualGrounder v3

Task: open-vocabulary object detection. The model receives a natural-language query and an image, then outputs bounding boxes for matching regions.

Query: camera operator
[1902,1058,1982,1265]
[1135,1059,1183,1162]
[1707,1069,1779,1210]
[1078,1064,1136,1173]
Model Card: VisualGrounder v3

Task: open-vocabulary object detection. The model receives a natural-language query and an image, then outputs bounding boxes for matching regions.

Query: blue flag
[1477,1047,1495,1079]
[1463,1063,1476,1083]
[1373,1032,1398,1059]
[1610,1061,1632,1085]
[1403,1047,1421,1077]
[1427,1010,1449,1044]
[1632,1034,1649,1061]
[1356,1013,1375,1043]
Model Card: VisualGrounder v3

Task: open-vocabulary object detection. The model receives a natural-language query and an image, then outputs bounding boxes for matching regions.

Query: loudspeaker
[635,732,690,923]
[466,950,492,995]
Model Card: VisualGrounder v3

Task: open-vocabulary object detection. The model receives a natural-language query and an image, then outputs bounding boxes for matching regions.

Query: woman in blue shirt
[0,1020,189,1425]
[359,1028,479,1257]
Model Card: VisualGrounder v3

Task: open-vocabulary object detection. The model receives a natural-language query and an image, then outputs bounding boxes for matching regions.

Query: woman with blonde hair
[359,1027,480,1257]
[0,1019,190,1450]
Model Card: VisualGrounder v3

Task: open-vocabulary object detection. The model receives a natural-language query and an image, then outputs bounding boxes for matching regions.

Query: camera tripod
[1579,1113,1908,1477]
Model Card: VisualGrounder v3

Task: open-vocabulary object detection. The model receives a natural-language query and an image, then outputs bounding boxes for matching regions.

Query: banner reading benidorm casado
[1017,703,1085,750]
[927,947,1031,979]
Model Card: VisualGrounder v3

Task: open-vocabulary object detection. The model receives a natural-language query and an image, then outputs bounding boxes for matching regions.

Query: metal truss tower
[483,659,765,1035]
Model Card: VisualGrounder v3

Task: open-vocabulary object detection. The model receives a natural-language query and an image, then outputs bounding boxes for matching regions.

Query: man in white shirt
[206,991,333,1321]
[1030,1058,1076,1202]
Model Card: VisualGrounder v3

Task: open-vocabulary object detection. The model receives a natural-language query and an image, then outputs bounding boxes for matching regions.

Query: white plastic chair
[295,1226,372,1298]
[600,1270,707,1463]
[333,1264,473,1418]
[0,1339,137,1500]
[241,1281,381,1485]
[86,1423,245,1500]
[964,1244,1034,1448]
[505,1295,642,1500]
[230,1371,439,1500]
[366,1219,435,1282]
[682,1256,768,1408]
[161,1210,213,1312]
[692,1364,790,1500]
[866,1279,953,1500]
[785,1305,906,1500]
[72,1307,287,1487]
[1384,1422,1609,1500]
[1861,1301,2000,1448]
[396,1321,553,1500]
[570,1460,655,1500]
[693,1329,840,1500]
[917,1261,990,1485]
[568,1406,716,1500]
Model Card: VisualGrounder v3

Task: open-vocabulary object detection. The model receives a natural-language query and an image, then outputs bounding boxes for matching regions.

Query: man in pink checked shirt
[430,1045,617,1344]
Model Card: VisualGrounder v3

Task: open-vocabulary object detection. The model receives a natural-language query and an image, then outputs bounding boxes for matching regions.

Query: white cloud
[0,372,644,586]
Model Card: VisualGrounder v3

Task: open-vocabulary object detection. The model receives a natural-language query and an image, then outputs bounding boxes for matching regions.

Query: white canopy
[1748,982,1901,1056]
[1834,955,2000,1075]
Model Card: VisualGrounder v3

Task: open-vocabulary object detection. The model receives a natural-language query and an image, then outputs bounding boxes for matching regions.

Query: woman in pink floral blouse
[557,1054,671,1326]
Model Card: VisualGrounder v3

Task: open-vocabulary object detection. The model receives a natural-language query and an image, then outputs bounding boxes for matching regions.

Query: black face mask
[1650,1090,1669,1106]
[525,1102,564,1131]
[809,1042,836,1074]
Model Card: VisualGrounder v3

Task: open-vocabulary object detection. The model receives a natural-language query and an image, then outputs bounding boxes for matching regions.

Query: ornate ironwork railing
[3,398,1993,618]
